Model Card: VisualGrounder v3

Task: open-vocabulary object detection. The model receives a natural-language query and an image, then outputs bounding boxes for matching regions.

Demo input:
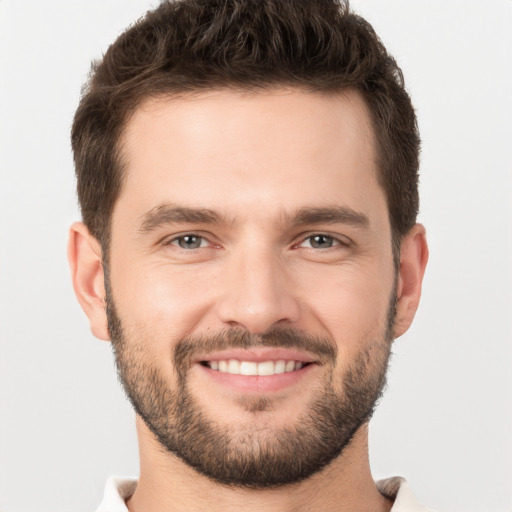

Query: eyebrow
[288,206,370,228]
[139,204,228,233]
[138,203,370,234]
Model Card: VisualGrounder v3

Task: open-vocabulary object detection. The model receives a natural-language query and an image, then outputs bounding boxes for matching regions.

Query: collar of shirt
[95,475,436,512]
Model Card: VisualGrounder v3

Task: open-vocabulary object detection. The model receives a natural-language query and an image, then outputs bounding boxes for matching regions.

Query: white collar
[96,475,436,511]
[377,477,436,511]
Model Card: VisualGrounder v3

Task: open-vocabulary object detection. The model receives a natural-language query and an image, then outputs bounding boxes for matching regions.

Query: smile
[203,359,309,376]
[195,349,318,392]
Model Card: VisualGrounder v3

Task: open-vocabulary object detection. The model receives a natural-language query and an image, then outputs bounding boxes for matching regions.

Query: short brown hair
[72,0,420,251]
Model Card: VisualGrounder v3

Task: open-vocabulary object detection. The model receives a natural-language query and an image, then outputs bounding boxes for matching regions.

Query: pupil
[179,235,201,249]
[312,235,332,248]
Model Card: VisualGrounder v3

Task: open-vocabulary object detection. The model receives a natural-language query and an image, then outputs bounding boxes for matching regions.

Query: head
[69,0,427,489]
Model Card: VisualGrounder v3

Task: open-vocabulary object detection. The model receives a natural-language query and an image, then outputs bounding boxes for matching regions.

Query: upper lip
[194,348,317,364]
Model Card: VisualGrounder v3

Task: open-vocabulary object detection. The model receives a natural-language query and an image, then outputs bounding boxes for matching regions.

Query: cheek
[109,257,219,348]
[301,262,394,356]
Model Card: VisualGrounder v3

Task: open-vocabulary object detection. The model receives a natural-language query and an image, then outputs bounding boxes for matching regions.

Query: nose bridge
[217,240,300,333]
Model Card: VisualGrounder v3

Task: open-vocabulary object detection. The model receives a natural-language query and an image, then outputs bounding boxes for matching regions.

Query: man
[68,0,430,510]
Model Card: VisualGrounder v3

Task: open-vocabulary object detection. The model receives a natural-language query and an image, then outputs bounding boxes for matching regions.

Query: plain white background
[0,1,510,511]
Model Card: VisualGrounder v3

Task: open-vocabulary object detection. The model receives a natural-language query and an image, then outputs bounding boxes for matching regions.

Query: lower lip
[197,363,316,393]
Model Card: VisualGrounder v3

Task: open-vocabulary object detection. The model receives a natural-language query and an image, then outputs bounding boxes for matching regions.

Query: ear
[393,223,429,338]
[67,222,110,341]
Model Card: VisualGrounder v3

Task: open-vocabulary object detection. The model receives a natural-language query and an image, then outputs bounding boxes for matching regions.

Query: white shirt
[95,475,437,511]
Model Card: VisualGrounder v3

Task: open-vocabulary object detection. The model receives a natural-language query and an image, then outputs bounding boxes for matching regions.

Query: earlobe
[393,224,429,339]
[67,222,110,341]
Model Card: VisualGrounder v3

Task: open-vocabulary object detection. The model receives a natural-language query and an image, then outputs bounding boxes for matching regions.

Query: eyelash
[162,232,350,250]
[295,233,350,250]
[163,233,213,250]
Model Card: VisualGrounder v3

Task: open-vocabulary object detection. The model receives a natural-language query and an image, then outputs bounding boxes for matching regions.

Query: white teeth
[228,359,240,374]
[240,361,258,375]
[274,360,286,374]
[257,361,275,376]
[208,359,306,376]
[285,360,295,372]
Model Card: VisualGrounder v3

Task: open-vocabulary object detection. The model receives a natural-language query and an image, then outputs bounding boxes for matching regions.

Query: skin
[68,88,428,512]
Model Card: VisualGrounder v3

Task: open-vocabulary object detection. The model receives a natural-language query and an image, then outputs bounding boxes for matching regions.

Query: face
[105,89,397,487]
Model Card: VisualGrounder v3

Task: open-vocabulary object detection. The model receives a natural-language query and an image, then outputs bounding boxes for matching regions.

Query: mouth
[194,348,318,393]
[200,359,312,376]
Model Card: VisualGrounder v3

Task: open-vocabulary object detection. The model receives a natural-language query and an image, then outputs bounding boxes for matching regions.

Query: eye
[299,234,346,249]
[170,234,208,249]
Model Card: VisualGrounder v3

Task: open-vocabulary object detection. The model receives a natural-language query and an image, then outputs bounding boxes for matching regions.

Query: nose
[216,245,301,334]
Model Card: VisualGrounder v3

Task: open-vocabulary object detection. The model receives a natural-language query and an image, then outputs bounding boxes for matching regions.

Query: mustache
[174,327,338,379]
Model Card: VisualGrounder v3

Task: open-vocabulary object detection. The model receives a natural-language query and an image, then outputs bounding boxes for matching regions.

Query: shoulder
[377,477,439,512]
[95,476,138,512]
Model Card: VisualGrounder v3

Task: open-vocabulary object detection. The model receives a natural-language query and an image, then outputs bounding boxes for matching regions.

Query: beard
[106,285,395,489]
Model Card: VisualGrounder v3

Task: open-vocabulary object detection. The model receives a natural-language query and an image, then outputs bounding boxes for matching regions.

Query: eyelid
[158,230,351,249]
[160,231,218,248]
[294,232,352,249]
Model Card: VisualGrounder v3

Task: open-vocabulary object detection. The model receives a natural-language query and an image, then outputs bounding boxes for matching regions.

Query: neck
[126,417,393,512]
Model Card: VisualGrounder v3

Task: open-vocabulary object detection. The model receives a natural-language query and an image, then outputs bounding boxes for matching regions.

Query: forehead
[116,88,384,226]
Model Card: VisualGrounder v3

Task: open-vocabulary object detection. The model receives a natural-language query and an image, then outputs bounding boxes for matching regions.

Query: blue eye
[174,235,205,249]
[308,235,335,248]
[300,234,341,249]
